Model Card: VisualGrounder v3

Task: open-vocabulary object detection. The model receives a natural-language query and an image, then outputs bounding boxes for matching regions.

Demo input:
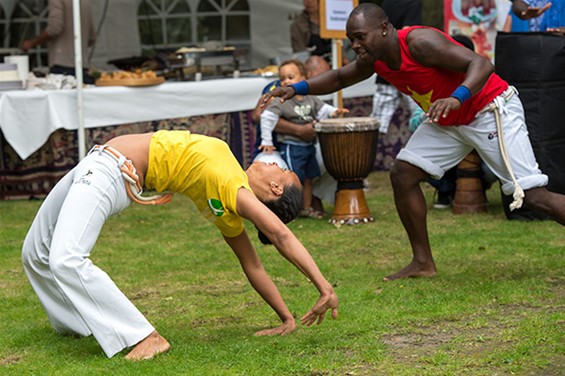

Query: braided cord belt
[91,145,173,205]
[478,86,524,211]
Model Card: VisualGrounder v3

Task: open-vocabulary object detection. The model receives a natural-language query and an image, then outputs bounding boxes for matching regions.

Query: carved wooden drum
[315,117,380,225]
[453,150,488,214]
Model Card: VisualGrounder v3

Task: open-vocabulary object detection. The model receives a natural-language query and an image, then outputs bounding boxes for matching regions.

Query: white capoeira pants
[21,149,154,358]
[396,87,548,195]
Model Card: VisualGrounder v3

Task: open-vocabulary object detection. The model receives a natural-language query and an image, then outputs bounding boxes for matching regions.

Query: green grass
[1,171,563,375]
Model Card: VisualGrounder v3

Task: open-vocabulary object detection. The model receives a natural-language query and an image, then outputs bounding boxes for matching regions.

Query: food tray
[95,76,165,87]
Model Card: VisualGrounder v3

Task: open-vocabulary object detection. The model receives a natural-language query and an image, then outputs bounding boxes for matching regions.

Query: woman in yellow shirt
[22,130,338,361]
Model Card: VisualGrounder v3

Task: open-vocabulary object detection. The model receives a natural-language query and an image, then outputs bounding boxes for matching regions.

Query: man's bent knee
[390,161,427,188]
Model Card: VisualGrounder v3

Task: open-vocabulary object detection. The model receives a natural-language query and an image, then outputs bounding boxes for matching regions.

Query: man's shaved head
[349,3,388,25]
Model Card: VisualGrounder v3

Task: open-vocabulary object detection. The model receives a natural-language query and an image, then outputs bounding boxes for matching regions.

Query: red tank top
[373,26,508,126]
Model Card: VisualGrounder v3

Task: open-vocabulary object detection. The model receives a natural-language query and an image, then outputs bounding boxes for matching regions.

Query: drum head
[315,117,380,133]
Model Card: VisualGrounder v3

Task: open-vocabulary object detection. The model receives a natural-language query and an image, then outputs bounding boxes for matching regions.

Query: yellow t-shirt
[145,130,251,237]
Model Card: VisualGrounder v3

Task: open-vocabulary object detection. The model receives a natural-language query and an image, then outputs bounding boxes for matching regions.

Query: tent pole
[72,0,85,159]
[330,39,344,108]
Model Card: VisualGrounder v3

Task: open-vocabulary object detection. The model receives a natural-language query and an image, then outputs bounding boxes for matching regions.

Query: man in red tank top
[262,3,565,281]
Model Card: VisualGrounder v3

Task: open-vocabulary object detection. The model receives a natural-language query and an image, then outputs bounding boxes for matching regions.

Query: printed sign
[320,0,359,39]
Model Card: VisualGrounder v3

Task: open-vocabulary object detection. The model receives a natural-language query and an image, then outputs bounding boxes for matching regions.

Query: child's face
[279,63,305,87]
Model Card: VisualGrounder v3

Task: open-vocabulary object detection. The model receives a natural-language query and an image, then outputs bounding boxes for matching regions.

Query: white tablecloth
[0,76,376,160]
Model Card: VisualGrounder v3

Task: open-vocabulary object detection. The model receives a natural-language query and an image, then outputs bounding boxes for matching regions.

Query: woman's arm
[236,188,338,326]
[223,231,296,336]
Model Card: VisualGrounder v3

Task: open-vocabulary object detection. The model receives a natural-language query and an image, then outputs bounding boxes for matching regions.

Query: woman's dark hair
[257,184,303,245]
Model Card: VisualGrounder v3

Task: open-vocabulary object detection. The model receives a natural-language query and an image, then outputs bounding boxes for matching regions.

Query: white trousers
[21,150,154,358]
[396,89,548,195]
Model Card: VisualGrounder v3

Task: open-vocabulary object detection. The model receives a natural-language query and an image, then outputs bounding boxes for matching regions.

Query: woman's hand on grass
[301,292,339,326]
[254,319,296,336]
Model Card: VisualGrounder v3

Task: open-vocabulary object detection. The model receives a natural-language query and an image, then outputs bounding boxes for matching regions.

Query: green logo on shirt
[208,198,225,217]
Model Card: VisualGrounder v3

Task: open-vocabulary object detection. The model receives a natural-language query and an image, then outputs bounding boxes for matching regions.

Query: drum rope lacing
[90,145,173,205]
[478,86,524,211]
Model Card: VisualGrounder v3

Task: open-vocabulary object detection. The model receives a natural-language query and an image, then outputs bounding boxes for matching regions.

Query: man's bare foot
[125,330,170,361]
[383,261,437,281]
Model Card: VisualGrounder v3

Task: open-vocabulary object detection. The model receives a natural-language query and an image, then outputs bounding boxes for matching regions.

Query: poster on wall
[444,0,498,61]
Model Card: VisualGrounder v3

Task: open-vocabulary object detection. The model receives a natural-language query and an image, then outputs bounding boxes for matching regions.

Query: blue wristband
[290,80,309,95]
[450,85,472,104]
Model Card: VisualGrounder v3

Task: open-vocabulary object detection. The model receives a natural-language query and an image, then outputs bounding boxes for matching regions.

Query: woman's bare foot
[125,330,170,361]
[383,260,437,281]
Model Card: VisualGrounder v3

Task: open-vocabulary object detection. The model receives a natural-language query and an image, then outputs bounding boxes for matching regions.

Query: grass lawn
[1,171,563,375]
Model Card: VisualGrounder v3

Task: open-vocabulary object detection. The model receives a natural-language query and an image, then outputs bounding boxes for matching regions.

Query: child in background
[260,59,348,218]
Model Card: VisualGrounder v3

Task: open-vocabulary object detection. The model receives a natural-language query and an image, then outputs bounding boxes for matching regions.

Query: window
[138,0,251,55]
[1,0,251,69]
[1,0,48,68]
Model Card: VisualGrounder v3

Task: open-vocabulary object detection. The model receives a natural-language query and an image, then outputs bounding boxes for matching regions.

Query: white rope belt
[478,86,524,211]
[90,145,173,206]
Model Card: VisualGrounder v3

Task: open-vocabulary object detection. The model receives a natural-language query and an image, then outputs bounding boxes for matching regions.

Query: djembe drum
[315,117,380,225]
[452,150,488,214]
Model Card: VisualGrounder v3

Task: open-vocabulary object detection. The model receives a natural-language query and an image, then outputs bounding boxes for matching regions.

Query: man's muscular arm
[407,28,494,121]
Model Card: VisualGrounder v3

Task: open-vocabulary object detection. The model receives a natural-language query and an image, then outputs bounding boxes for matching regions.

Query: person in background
[503,0,565,32]
[251,56,330,161]
[253,55,336,218]
[510,0,561,21]
[22,130,338,361]
[259,59,348,219]
[21,0,96,84]
[262,3,565,281]
[304,55,331,79]
[303,55,338,215]
[290,0,332,61]
[370,0,422,136]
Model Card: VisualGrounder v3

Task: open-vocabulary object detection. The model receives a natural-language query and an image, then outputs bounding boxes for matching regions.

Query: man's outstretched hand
[260,86,298,108]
